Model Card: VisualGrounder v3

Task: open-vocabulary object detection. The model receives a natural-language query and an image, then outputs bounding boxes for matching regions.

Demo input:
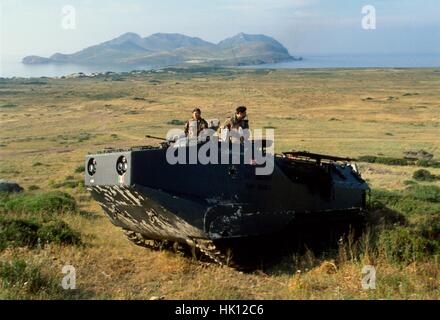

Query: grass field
[0,68,439,299]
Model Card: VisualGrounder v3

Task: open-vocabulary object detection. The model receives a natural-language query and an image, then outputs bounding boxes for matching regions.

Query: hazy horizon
[1,0,439,59]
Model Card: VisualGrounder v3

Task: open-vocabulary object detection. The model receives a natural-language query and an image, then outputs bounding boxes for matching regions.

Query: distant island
[22,32,300,67]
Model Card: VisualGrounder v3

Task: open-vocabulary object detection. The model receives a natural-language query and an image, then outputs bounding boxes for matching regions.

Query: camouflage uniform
[221,114,249,131]
[184,118,209,137]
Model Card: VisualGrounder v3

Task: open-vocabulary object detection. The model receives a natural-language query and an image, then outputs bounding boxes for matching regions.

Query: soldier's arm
[221,118,232,130]
[184,121,189,136]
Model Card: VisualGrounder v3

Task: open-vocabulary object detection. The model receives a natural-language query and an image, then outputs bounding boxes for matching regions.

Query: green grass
[407,185,440,203]
[366,186,440,264]
[370,186,440,216]
[0,259,56,296]
[1,191,77,214]
[376,225,439,264]
[0,258,85,299]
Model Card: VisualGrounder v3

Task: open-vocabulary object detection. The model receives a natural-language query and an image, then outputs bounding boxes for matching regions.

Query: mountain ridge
[22,32,297,67]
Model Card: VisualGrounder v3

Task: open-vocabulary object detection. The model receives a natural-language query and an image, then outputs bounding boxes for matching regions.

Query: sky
[1,0,439,57]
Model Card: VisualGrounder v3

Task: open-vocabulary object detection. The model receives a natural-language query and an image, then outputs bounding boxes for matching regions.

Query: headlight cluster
[87,156,128,177]
[87,158,97,176]
[116,156,128,175]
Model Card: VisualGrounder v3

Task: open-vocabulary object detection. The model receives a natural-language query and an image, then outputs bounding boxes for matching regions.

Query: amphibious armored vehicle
[85,137,369,265]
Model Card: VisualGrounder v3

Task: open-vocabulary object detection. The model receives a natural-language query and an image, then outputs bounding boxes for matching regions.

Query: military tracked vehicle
[85,134,369,266]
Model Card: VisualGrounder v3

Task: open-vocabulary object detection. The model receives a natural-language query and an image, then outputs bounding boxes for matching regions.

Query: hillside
[22,32,296,67]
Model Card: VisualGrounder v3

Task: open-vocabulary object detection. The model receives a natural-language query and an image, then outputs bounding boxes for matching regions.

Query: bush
[358,155,440,167]
[0,218,40,250]
[377,157,410,166]
[167,119,186,126]
[28,185,40,191]
[357,155,410,166]
[415,214,440,241]
[74,165,85,174]
[416,159,440,168]
[413,169,438,181]
[0,216,81,250]
[37,220,81,246]
[3,191,77,214]
[0,104,18,108]
[357,155,377,163]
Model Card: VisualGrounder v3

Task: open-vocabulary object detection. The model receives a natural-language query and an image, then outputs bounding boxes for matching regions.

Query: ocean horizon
[1,53,439,78]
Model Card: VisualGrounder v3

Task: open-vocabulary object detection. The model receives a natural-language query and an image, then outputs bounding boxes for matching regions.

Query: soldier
[219,106,250,143]
[221,106,249,131]
[184,107,209,137]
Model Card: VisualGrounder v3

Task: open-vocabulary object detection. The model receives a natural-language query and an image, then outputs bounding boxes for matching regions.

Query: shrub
[357,155,377,163]
[0,104,17,108]
[37,220,81,246]
[357,155,440,167]
[413,169,437,181]
[376,157,410,166]
[358,155,410,166]
[3,191,77,214]
[0,218,40,250]
[416,159,440,168]
[28,185,40,191]
[415,214,440,241]
[0,216,81,250]
[167,119,185,126]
